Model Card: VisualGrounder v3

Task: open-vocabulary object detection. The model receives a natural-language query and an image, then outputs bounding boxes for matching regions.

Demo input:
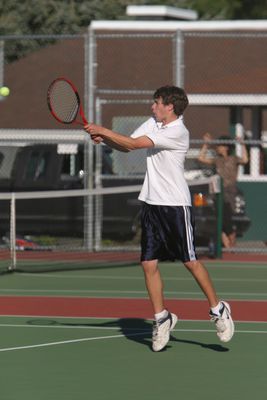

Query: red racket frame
[47,77,88,126]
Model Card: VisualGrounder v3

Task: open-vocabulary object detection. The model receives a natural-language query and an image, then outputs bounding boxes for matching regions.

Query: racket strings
[48,80,79,123]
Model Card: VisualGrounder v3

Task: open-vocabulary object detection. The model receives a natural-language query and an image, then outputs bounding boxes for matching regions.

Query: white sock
[210,302,222,315]
[155,309,168,321]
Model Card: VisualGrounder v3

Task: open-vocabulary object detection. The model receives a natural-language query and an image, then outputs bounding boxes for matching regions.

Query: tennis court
[0,256,266,400]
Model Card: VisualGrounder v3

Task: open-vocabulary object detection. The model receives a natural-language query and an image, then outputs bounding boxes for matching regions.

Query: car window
[24,151,50,180]
[0,147,20,179]
[0,153,3,170]
[60,152,84,179]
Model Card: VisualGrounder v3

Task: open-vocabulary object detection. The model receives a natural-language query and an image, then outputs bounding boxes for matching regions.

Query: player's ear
[167,103,174,113]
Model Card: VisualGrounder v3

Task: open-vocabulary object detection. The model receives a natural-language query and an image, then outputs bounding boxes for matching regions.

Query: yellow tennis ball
[0,86,10,97]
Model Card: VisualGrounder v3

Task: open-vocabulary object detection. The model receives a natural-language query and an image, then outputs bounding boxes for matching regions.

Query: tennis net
[0,177,222,273]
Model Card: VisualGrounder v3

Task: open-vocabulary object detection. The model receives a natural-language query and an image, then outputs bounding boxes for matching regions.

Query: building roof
[126,5,198,21]
[0,21,267,133]
[91,19,267,32]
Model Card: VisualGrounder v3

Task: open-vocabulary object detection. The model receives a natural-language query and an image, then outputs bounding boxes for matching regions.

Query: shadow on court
[27,317,229,353]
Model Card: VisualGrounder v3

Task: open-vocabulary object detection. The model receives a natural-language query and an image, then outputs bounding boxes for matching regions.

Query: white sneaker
[152,312,178,352]
[210,301,235,343]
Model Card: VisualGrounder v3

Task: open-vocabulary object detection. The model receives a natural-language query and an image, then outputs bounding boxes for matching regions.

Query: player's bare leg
[141,260,165,313]
[184,259,234,342]
[141,259,178,351]
[184,260,219,307]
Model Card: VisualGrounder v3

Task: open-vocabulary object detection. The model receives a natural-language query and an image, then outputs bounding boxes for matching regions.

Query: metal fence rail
[0,30,266,257]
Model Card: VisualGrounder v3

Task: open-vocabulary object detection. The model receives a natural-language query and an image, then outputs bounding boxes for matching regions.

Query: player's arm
[198,132,215,165]
[91,135,130,153]
[236,138,249,165]
[89,134,129,152]
[84,123,154,152]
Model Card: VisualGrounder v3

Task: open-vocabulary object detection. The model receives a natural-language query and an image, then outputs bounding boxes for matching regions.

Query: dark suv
[0,144,250,249]
[0,144,142,240]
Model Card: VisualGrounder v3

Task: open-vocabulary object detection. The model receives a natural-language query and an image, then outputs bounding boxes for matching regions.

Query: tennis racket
[47,77,88,126]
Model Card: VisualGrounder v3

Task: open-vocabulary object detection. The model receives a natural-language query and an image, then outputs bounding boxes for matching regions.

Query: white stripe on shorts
[183,206,196,261]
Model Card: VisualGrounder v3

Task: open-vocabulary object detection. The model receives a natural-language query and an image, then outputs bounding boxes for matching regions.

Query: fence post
[216,177,223,258]
[94,97,103,251]
[83,26,97,251]
[174,30,185,88]
[9,193,17,271]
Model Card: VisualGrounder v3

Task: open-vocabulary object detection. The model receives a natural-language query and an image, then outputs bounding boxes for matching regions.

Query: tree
[0,0,188,61]
[1,0,266,62]
[189,0,267,20]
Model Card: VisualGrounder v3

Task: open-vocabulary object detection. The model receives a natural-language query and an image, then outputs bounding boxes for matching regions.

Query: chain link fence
[0,31,266,259]
[183,32,267,94]
[94,98,267,255]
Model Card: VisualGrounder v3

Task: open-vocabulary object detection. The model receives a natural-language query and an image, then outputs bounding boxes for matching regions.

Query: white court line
[0,289,149,293]
[0,323,146,331]
[0,324,122,330]
[0,288,267,298]
[205,261,267,267]
[0,332,145,353]
[18,260,267,267]
[19,273,267,283]
[0,322,266,330]
[0,328,267,353]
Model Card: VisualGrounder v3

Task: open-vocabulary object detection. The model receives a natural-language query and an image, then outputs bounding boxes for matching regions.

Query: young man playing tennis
[84,86,234,352]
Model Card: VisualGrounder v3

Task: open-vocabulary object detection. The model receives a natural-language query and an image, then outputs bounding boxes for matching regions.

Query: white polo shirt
[131,116,191,206]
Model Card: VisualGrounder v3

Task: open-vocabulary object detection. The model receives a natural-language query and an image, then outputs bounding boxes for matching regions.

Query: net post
[83,25,96,252]
[215,176,223,258]
[94,97,103,251]
[9,193,17,271]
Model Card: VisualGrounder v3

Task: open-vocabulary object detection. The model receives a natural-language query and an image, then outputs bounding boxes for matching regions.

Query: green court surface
[0,260,267,300]
[0,260,266,400]
[0,317,266,400]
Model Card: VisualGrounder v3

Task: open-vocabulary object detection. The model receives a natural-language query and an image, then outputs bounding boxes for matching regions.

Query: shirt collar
[156,115,183,129]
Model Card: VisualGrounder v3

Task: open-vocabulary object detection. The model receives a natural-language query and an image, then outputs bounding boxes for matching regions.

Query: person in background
[198,132,248,248]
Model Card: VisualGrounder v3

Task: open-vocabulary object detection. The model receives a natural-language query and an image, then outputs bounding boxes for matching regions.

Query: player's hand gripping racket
[47,77,88,126]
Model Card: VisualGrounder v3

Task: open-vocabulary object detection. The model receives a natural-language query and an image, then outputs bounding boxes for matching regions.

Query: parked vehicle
[0,144,250,248]
[0,143,141,240]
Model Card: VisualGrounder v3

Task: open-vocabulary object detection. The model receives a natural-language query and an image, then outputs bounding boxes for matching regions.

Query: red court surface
[0,296,266,322]
[1,249,266,262]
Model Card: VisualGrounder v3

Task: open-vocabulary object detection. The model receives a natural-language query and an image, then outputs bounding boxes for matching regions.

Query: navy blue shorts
[140,202,197,263]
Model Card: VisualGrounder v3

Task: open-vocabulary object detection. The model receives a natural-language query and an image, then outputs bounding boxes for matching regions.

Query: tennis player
[84,86,234,351]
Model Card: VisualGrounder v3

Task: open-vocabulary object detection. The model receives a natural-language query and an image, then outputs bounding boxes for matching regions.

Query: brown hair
[153,85,189,116]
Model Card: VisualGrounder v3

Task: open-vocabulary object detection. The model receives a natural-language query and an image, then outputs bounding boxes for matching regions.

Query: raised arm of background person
[236,137,249,165]
[85,123,154,152]
[198,132,215,165]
